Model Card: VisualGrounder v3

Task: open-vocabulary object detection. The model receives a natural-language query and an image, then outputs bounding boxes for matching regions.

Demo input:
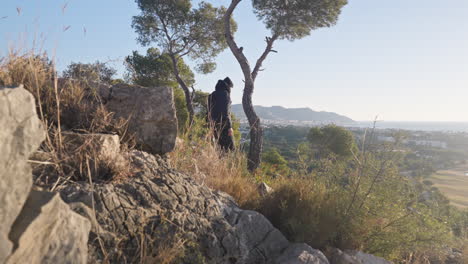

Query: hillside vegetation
[3,50,468,263]
[172,124,468,263]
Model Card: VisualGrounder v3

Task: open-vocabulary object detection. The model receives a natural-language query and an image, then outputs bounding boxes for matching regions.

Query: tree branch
[159,16,175,52]
[169,52,195,125]
[176,42,197,58]
[252,34,279,81]
[224,0,253,82]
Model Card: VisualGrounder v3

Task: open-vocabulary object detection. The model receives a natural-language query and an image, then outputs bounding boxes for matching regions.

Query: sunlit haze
[1,0,467,122]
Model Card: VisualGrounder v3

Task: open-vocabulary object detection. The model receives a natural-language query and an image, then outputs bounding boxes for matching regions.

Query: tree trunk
[169,54,195,127]
[243,82,263,171]
[178,77,195,127]
[224,0,264,172]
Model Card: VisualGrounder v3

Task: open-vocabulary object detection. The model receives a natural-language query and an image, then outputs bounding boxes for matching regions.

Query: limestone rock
[62,132,122,163]
[258,182,273,197]
[6,190,91,264]
[445,248,463,264]
[275,244,330,264]
[0,86,45,262]
[330,248,392,264]
[105,84,177,155]
[329,248,360,264]
[58,150,328,264]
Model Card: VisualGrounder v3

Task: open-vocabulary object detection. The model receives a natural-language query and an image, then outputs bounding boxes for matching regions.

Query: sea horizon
[346,121,468,133]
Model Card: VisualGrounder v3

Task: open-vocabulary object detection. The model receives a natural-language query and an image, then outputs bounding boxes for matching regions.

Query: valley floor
[430,164,468,208]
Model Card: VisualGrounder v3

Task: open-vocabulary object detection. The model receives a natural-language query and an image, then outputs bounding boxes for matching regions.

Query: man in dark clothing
[207,77,235,151]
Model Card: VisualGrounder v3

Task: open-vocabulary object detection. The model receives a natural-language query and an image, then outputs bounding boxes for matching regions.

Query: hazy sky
[1,0,467,122]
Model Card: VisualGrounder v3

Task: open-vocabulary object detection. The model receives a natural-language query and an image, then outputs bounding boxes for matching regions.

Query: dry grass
[0,50,135,186]
[132,213,206,264]
[402,244,468,264]
[169,127,260,208]
[254,178,351,249]
[139,225,186,264]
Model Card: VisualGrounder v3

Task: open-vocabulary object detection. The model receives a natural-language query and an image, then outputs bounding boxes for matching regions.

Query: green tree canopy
[223,0,347,171]
[125,48,194,88]
[307,125,356,159]
[62,61,116,84]
[262,148,290,176]
[132,1,232,73]
[253,0,348,40]
[132,0,236,125]
[263,148,288,167]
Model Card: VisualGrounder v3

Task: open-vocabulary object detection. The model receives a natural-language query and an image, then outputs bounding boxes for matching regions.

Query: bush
[0,51,135,186]
[261,148,290,177]
[256,178,348,249]
[169,117,455,261]
[254,150,452,261]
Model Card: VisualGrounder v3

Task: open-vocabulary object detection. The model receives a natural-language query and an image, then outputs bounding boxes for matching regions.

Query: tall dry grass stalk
[169,126,260,207]
[0,50,135,186]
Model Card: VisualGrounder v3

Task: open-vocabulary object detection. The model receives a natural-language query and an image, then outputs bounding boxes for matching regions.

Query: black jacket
[208,80,232,130]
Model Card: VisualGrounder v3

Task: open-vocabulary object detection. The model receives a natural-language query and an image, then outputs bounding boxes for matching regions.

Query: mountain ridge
[231,104,355,124]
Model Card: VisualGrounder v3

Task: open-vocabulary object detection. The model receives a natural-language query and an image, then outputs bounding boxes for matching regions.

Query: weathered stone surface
[6,190,91,264]
[329,248,360,264]
[276,244,330,264]
[330,248,392,264]
[32,132,129,183]
[62,132,122,162]
[58,150,327,263]
[105,84,177,155]
[258,182,273,197]
[444,248,464,264]
[0,86,45,263]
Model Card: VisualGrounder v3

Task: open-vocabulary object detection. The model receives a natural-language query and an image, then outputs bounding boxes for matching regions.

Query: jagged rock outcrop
[57,80,178,155]
[276,244,330,264]
[0,86,46,262]
[7,191,91,264]
[0,86,91,264]
[1,85,394,264]
[59,150,329,264]
[104,84,178,155]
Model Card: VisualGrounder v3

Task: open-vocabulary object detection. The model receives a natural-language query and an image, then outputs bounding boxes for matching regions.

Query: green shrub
[255,150,452,261]
[256,178,348,248]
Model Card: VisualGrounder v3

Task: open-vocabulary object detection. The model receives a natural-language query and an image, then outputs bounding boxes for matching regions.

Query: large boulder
[275,244,330,264]
[0,86,45,262]
[6,191,91,264]
[105,84,177,155]
[59,150,328,264]
[0,86,91,263]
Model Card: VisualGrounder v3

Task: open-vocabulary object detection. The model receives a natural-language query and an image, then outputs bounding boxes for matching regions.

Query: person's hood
[215,80,231,93]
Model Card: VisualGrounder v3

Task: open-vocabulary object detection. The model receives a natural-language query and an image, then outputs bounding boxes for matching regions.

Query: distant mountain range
[231,105,355,124]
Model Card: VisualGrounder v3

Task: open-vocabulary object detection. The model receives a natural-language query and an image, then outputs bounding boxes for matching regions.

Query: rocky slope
[0,84,393,264]
[58,150,329,263]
